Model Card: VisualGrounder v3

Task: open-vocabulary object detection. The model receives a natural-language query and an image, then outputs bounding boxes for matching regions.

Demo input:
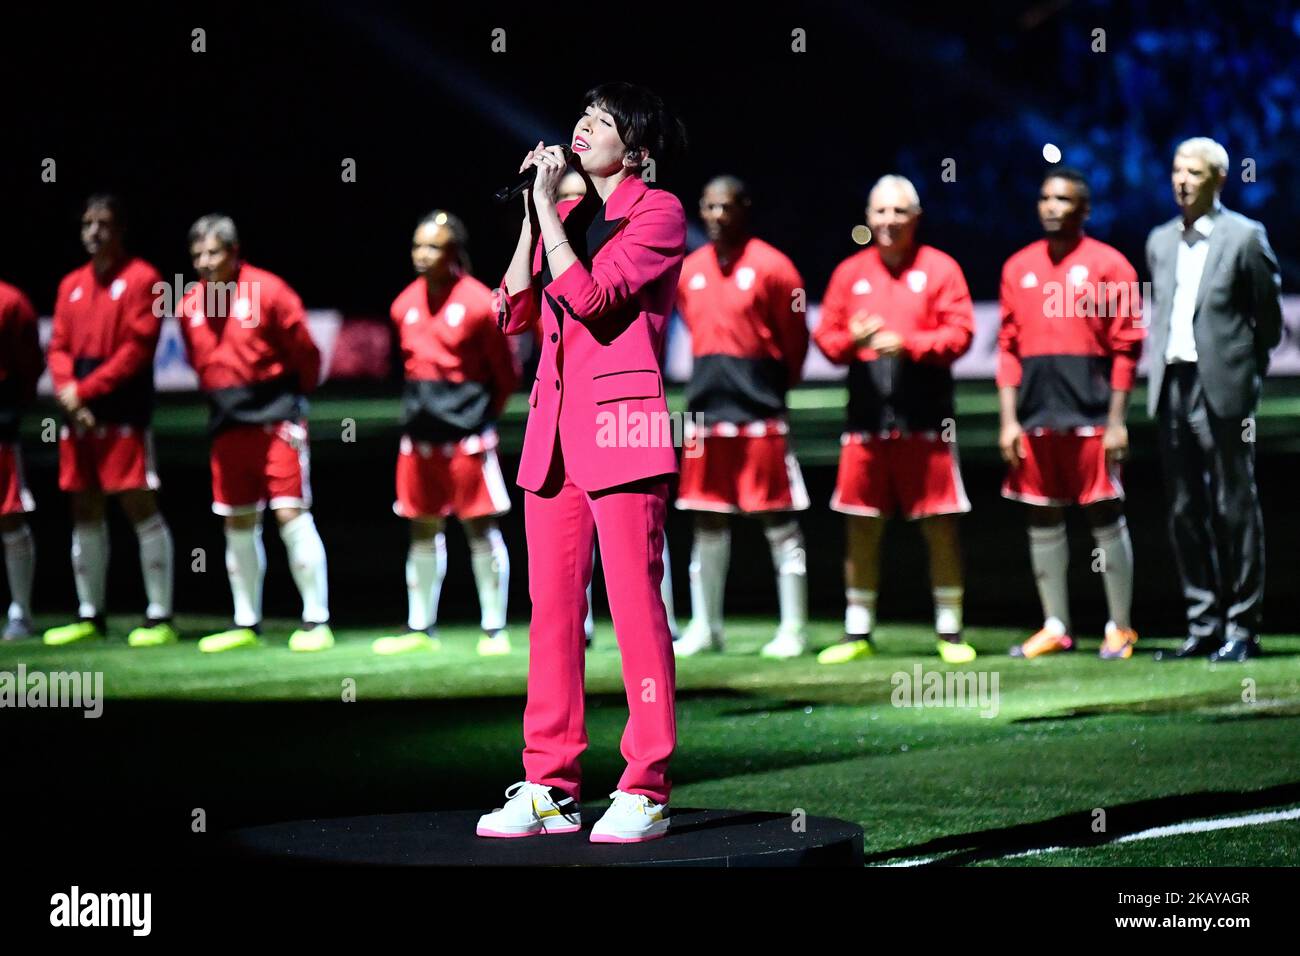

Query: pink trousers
[521,449,677,805]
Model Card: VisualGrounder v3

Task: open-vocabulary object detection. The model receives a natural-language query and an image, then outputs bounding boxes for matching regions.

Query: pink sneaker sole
[476,825,581,838]
[589,830,669,844]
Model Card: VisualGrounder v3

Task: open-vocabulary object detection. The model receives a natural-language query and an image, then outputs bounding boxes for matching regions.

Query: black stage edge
[221,808,863,867]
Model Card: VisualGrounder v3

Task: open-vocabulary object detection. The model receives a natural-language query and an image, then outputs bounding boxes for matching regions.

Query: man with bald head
[814,175,976,664]
[1146,138,1282,662]
[673,175,811,659]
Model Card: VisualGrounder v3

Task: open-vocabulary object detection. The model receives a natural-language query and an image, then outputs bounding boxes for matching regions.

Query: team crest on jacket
[1020,272,1038,288]
[404,307,420,324]
[445,303,465,326]
[110,278,127,301]
[736,267,756,291]
[1067,264,1089,287]
[906,270,927,293]
[852,278,872,295]
[688,272,707,290]
[70,286,84,303]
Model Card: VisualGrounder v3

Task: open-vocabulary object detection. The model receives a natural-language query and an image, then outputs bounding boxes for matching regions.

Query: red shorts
[393,431,512,521]
[59,424,159,494]
[1002,429,1123,506]
[831,431,971,519]
[0,443,35,515]
[211,420,312,516]
[676,421,809,514]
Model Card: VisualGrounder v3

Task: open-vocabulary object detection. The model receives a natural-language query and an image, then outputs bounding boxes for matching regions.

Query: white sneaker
[760,627,807,659]
[673,620,723,657]
[476,781,581,838]
[590,790,670,843]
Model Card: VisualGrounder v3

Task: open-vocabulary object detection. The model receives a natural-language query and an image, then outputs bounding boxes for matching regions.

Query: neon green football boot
[937,635,977,664]
[289,623,335,652]
[198,627,261,653]
[817,636,876,664]
[43,619,105,646]
[128,621,180,647]
[477,629,511,656]
[373,631,441,655]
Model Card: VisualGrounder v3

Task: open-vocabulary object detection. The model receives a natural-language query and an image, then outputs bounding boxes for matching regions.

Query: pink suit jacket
[497,175,687,493]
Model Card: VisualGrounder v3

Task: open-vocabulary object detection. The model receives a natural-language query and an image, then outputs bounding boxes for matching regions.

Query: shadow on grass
[1014,692,1300,723]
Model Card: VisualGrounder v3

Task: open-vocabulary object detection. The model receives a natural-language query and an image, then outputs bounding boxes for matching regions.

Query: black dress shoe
[1208,638,1260,663]
[1154,635,1221,661]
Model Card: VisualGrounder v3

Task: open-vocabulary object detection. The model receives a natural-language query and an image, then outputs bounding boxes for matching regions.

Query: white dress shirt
[1164,205,1220,363]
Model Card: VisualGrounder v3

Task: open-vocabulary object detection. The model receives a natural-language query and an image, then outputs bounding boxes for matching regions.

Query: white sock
[766,521,808,636]
[688,526,730,636]
[1091,518,1134,631]
[1029,523,1070,633]
[134,513,174,621]
[660,538,678,639]
[3,525,35,622]
[225,524,266,628]
[71,520,109,619]
[406,532,446,632]
[845,587,876,636]
[279,512,329,625]
[470,527,508,632]
[934,586,963,636]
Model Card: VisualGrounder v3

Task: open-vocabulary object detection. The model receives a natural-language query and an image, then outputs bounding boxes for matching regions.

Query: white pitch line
[876,806,1300,866]
[1111,807,1300,844]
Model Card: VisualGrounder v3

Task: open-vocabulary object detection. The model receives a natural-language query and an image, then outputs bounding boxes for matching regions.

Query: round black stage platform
[223,808,864,867]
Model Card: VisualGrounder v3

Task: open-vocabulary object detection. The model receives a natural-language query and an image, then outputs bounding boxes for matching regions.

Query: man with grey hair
[179,214,334,653]
[1146,138,1282,662]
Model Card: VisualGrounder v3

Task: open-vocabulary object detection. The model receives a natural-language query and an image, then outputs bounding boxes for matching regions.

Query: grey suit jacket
[1144,206,1283,419]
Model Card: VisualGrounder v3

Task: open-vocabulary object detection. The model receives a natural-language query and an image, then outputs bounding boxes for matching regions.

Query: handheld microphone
[495,144,572,204]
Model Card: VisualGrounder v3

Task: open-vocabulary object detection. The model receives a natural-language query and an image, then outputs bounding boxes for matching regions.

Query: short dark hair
[1042,167,1091,206]
[84,193,127,230]
[702,175,751,206]
[581,82,687,171]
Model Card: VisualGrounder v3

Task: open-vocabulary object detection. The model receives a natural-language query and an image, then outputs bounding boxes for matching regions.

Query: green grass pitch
[5,614,1298,867]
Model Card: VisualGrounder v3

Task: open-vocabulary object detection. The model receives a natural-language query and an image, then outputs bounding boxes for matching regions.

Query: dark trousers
[1156,363,1264,642]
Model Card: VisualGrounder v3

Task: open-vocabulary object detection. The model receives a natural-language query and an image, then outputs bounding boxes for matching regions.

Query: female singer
[477,82,687,843]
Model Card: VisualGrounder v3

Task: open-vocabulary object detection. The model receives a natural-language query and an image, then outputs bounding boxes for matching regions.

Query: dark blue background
[3,1,1296,313]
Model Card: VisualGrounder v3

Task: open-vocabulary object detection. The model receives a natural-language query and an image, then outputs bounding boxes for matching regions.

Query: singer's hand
[518,140,546,221]
[530,145,570,210]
